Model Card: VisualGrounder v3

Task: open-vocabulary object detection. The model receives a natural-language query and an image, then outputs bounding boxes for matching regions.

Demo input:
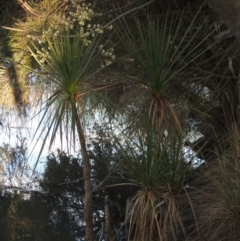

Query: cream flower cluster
[27,0,115,66]
[99,45,115,67]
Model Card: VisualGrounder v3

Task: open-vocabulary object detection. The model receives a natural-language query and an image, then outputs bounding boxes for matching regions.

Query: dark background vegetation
[1,0,240,240]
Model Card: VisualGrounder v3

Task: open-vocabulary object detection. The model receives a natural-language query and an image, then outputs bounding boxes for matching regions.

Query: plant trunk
[74,104,94,241]
[105,195,116,241]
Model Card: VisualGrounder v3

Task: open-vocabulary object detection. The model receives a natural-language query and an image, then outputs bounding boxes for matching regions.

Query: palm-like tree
[112,8,216,240]
[115,8,216,132]
[116,126,194,241]
[28,30,112,241]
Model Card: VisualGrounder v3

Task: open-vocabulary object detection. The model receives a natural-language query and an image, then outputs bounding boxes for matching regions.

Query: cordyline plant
[28,30,115,241]
[114,6,216,132]
[115,124,195,241]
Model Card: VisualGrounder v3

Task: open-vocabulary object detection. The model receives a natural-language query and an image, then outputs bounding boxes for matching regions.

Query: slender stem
[74,103,94,241]
[105,195,116,241]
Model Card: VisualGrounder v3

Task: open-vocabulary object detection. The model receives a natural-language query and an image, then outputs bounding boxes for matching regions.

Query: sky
[0,101,205,189]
